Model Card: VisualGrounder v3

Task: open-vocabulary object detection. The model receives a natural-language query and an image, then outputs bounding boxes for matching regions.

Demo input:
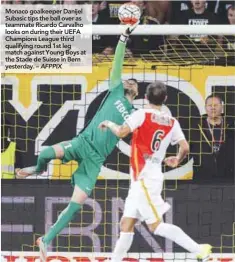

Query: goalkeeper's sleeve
[109,37,127,91]
[109,23,139,91]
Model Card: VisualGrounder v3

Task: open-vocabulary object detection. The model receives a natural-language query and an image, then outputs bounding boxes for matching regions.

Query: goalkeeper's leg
[37,159,101,262]
[15,143,64,178]
[37,185,87,262]
[111,217,137,262]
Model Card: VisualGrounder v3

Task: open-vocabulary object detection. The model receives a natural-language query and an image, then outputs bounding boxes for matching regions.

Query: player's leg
[112,218,137,261]
[35,144,64,172]
[111,183,141,262]
[140,180,212,259]
[37,153,103,262]
[149,221,203,253]
[16,141,71,178]
[111,217,137,262]
[37,183,87,262]
[42,184,87,244]
[149,222,211,259]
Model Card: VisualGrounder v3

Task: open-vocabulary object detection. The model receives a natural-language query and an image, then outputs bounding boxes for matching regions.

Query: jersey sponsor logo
[114,100,130,121]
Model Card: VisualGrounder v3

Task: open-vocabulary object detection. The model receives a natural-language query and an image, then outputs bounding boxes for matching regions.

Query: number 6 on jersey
[151,130,165,152]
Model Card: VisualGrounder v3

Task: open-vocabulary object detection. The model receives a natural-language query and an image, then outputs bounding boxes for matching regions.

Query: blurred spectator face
[99,1,107,11]
[131,1,146,15]
[228,7,235,24]
[205,97,223,118]
[124,79,138,99]
[92,2,100,16]
[191,0,206,11]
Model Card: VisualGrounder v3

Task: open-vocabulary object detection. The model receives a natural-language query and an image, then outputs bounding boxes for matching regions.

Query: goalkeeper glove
[125,21,140,36]
[120,21,140,43]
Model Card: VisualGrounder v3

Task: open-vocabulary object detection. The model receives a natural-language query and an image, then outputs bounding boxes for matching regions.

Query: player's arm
[164,120,189,168]
[164,139,189,168]
[176,139,190,163]
[98,109,145,138]
[99,121,131,138]
[109,22,139,91]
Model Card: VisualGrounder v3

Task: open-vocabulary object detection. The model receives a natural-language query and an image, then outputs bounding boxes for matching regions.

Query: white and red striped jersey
[125,108,185,181]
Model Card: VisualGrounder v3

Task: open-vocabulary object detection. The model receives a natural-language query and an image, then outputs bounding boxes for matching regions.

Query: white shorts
[123,179,171,224]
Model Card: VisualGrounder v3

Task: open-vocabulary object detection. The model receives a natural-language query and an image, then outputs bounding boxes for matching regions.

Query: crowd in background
[2,0,235,57]
[87,0,235,56]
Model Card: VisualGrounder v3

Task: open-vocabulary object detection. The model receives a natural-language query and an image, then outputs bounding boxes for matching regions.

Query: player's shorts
[59,135,105,196]
[123,178,171,225]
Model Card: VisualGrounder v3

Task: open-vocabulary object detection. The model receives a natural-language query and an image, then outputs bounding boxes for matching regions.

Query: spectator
[170,0,233,24]
[207,0,234,24]
[171,0,222,52]
[125,0,165,56]
[97,1,111,21]
[5,0,25,3]
[89,1,114,54]
[227,4,235,24]
[170,1,192,24]
[223,5,235,51]
[93,1,171,24]
[174,0,219,28]
[103,1,125,24]
[145,0,171,24]
[190,95,234,183]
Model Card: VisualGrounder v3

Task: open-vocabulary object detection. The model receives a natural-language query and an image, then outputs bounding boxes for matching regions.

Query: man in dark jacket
[191,94,234,183]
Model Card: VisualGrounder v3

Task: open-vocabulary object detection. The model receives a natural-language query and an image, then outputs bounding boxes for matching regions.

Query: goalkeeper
[16,24,139,261]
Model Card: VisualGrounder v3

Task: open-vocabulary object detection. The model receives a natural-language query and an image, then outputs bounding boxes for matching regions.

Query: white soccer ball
[118,3,141,25]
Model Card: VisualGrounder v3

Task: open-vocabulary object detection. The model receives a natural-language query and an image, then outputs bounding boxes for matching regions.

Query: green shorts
[60,136,104,196]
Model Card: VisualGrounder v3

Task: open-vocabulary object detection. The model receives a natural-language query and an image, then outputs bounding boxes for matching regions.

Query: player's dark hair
[146,81,167,106]
[205,94,223,104]
[128,78,138,84]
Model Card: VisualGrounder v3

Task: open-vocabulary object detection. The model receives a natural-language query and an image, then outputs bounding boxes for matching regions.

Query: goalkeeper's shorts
[60,135,104,196]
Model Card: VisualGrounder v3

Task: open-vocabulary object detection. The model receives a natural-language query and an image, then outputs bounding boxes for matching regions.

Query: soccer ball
[118,3,141,25]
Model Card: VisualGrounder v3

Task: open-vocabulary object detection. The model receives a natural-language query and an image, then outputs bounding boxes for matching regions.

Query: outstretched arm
[109,39,126,90]
[98,109,145,137]
[98,120,131,138]
[109,22,139,91]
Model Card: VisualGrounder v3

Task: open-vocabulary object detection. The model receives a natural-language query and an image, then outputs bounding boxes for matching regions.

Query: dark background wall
[2,180,234,253]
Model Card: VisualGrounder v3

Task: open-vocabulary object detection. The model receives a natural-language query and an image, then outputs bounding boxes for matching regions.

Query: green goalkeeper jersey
[79,40,133,158]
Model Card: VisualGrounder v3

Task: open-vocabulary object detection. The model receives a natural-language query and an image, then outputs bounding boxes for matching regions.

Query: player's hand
[125,20,140,36]
[98,120,109,131]
[164,156,179,168]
